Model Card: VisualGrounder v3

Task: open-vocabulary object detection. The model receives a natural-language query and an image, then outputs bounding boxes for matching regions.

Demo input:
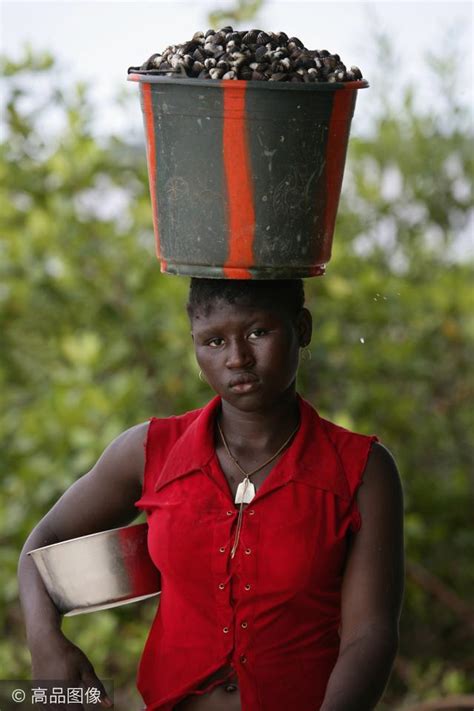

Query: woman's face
[191,299,312,411]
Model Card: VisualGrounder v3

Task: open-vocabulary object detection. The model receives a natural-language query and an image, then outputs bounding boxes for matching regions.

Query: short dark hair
[187,278,305,319]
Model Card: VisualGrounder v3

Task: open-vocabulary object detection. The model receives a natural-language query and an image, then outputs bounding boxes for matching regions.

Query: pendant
[235,479,255,504]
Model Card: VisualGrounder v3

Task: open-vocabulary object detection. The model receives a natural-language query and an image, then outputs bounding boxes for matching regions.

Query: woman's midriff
[173,665,241,711]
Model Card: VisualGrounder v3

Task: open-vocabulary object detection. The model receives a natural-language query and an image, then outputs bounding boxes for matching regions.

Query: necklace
[217,417,299,558]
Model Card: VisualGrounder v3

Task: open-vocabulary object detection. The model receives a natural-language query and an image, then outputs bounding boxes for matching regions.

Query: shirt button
[245,548,251,555]
[241,621,248,629]
[219,546,226,553]
[226,511,233,516]
[244,583,251,591]
[218,583,225,590]
[248,510,255,516]
[240,655,247,664]
[223,627,229,634]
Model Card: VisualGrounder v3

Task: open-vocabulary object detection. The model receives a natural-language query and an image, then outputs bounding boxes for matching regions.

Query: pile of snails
[129,27,363,83]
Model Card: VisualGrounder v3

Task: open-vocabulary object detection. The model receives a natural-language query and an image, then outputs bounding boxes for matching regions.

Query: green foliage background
[1,26,473,711]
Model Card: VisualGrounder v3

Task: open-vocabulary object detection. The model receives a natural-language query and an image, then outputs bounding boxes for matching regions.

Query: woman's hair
[187,278,305,319]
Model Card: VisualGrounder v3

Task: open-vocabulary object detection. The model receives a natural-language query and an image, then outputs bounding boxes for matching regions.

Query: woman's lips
[229,381,260,393]
[229,373,259,393]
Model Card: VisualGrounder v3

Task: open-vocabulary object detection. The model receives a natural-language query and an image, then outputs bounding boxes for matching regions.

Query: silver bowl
[28,523,161,616]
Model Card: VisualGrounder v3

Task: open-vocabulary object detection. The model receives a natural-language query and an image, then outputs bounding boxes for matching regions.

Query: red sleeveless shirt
[134,394,377,711]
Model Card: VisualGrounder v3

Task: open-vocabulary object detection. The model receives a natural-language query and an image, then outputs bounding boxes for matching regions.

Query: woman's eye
[248,329,267,340]
[207,338,224,348]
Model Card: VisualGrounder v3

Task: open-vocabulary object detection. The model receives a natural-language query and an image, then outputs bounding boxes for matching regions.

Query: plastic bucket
[128,74,368,279]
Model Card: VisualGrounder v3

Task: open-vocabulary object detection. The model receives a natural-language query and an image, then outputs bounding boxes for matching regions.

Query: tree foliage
[208,0,265,29]
[1,38,473,709]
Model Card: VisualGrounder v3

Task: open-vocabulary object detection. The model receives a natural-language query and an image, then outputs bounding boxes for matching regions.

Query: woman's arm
[320,442,405,711]
[17,422,148,705]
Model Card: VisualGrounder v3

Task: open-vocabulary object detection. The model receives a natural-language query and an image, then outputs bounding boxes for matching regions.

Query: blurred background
[1,1,473,709]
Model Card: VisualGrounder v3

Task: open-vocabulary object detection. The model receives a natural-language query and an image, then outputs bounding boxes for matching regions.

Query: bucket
[128,74,368,279]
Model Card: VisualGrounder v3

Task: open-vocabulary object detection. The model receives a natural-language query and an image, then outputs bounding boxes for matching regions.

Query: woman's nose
[225,339,254,369]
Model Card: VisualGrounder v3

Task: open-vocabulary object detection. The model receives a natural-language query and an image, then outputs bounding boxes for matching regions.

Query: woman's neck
[218,387,300,452]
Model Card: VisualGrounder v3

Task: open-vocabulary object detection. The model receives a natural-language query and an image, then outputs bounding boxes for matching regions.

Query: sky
[1,0,473,137]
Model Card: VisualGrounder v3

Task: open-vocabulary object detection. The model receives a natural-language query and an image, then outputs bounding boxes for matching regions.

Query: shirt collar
[154,396,220,492]
[155,394,350,500]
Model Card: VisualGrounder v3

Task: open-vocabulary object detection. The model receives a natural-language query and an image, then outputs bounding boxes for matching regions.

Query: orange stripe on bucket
[321,87,356,256]
[222,82,255,279]
[141,83,167,270]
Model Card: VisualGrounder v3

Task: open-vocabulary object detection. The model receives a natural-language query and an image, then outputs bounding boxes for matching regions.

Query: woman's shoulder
[299,395,376,443]
[316,412,377,446]
[306,403,399,499]
[316,412,379,470]
[111,402,205,462]
[145,402,210,445]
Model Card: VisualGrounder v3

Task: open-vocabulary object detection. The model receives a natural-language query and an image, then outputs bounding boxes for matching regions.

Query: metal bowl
[28,523,161,616]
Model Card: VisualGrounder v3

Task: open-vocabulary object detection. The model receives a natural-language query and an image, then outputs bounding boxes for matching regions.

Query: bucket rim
[127,72,369,92]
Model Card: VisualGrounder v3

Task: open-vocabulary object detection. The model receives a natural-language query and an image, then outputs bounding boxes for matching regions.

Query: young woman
[18,278,404,711]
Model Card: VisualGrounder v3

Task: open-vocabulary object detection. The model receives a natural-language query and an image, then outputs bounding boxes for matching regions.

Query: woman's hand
[30,631,112,709]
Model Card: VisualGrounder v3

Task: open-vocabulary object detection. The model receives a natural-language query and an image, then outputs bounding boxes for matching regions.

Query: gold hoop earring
[301,347,311,361]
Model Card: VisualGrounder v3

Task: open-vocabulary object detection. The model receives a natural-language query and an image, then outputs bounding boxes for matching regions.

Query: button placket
[222,506,258,660]
[212,521,234,647]
[235,511,259,662]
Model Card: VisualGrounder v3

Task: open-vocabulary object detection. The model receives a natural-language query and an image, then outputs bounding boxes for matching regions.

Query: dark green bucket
[128,74,368,279]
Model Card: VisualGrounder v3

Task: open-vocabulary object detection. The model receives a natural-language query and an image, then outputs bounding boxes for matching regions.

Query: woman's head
[187,278,306,320]
[187,279,312,410]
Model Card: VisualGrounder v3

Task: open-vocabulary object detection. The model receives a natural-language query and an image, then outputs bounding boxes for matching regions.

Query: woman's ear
[296,308,313,347]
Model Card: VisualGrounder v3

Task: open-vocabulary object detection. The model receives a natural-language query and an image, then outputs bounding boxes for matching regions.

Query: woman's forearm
[18,524,63,651]
[320,625,399,711]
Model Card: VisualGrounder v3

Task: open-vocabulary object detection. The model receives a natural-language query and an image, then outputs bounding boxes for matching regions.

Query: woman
[18,278,404,711]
